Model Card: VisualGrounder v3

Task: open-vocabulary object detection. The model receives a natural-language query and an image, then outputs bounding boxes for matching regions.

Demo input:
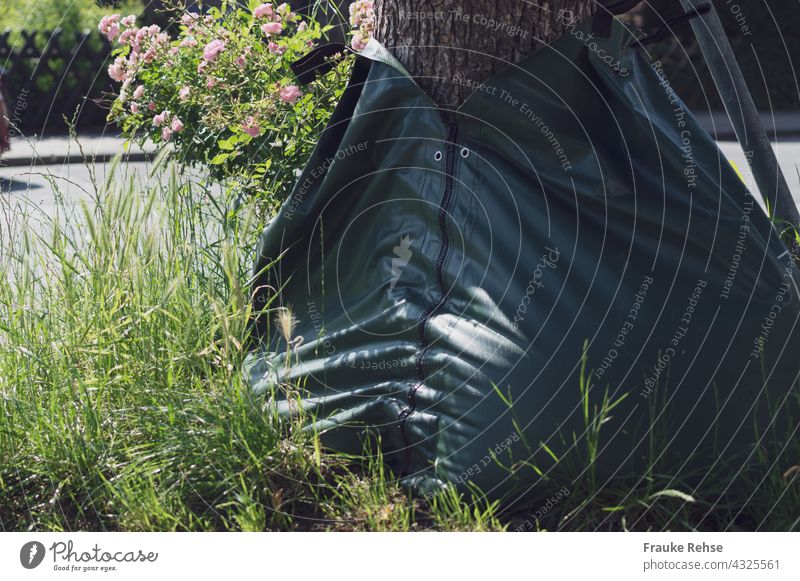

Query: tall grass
[0,157,797,531]
[0,157,503,531]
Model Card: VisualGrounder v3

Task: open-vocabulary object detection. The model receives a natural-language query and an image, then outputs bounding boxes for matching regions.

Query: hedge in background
[0,0,144,133]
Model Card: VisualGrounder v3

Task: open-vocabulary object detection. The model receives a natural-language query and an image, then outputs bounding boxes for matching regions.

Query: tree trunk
[374,0,596,108]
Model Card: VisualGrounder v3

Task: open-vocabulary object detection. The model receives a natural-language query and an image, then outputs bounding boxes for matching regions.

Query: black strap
[601,0,645,15]
[290,42,353,85]
[628,3,711,48]
[593,0,643,39]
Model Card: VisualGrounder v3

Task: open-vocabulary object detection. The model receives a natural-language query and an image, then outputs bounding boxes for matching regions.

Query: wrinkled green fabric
[243,16,800,502]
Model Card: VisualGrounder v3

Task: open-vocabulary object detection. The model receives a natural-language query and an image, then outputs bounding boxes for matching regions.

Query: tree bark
[374,0,595,108]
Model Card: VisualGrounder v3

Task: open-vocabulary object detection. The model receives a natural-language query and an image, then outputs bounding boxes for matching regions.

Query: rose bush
[104,1,351,213]
[348,1,375,51]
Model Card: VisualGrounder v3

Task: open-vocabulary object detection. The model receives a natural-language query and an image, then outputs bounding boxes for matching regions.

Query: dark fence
[0,29,114,135]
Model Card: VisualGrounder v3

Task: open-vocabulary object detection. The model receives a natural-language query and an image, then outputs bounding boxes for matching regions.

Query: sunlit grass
[0,157,506,531]
[0,157,797,531]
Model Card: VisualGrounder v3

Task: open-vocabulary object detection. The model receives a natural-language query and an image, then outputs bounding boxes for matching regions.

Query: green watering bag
[243,16,800,502]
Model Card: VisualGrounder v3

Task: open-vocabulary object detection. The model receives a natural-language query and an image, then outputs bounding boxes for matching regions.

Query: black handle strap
[291,42,353,85]
[602,0,645,14]
[628,3,711,48]
[593,0,644,38]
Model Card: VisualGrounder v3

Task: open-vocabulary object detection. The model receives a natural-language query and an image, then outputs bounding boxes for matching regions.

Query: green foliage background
[0,0,145,132]
[0,0,143,40]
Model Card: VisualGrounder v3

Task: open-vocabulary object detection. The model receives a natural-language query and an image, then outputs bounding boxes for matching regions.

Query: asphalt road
[0,161,154,251]
[718,141,800,208]
[1,160,152,214]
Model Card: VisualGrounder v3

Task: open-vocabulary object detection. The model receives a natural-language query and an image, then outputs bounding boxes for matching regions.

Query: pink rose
[171,117,184,133]
[261,22,282,36]
[351,31,367,51]
[242,116,261,137]
[119,29,135,45]
[349,0,374,49]
[153,110,169,127]
[206,77,217,88]
[161,127,173,141]
[202,39,226,62]
[130,102,139,113]
[133,85,145,99]
[278,84,302,104]
[121,15,137,28]
[181,13,200,27]
[253,4,274,19]
[148,102,156,111]
[268,42,285,55]
[349,0,375,28]
[277,3,295,19]
[107,56,127,82]
[98,14,121,42]
[197,61,208,74]
[129,27,146,52]
[179,86,190,101]
[141,47,157,64]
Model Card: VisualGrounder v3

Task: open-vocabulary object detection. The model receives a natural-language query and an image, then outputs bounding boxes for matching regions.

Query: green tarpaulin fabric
[243,16,800,502]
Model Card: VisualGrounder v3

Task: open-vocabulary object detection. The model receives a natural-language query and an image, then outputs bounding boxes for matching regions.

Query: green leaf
[209,153,231,165]
[217,137,237,151]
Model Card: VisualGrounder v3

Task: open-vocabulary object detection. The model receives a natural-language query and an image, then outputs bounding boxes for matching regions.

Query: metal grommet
[434,150,443,162]
[460,147,470,159]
